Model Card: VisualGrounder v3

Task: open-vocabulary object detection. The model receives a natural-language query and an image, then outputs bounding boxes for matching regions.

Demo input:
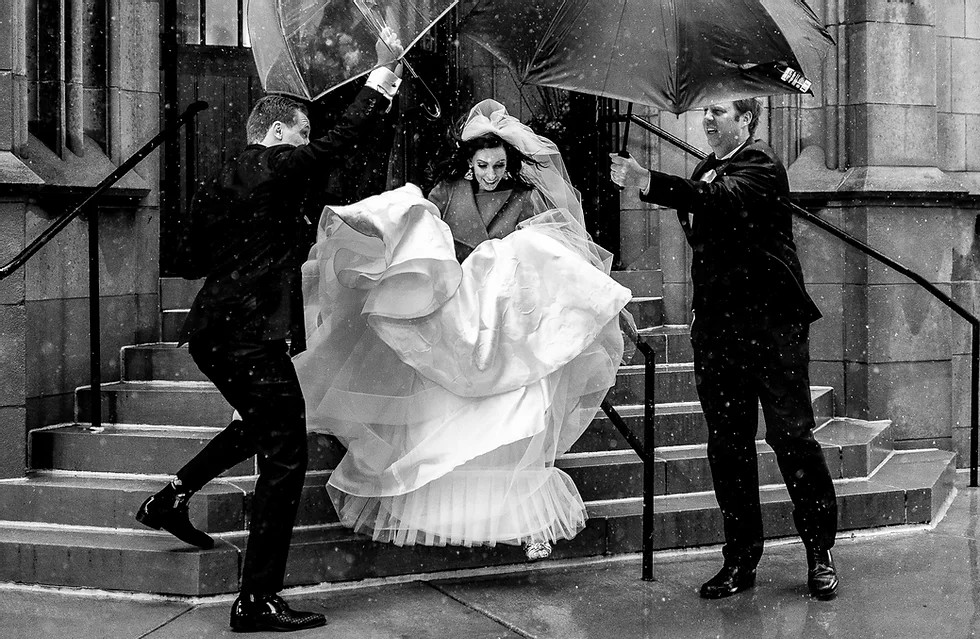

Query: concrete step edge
[617,362,694,374]
[78,380,218,392]
[626,296,662,303]
[584,467,937,519]
[636,324,690,336]
[34,423,224,435]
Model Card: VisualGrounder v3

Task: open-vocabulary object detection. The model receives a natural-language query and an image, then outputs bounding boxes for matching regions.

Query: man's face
[276,110,311,147]
[702,102,749,157]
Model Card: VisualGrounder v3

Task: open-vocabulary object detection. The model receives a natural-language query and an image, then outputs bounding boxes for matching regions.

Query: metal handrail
[0,101,209,280]
[624,112,980,488]
[0,101,209,431]
[600,319,657,581]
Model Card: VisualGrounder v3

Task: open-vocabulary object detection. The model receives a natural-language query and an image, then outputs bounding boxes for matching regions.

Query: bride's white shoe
[524,540,552,561]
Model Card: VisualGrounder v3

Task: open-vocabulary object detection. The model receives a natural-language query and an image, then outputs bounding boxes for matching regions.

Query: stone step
[606,363,696,404]
[562,417,893,498]
[119,343,698,403]
[0,521,240,596]
[624,296,663,330]
[630,324,693,365]
[596,448,957,554]
[159,277,204,312]
[573,386,835,451]
[76,381,233,427]
[161,310,186,343]
[0,449,954,596]
[0,470,337,532]
[121,343,207,382]
[30,424,345,475]
[610,269,663,298]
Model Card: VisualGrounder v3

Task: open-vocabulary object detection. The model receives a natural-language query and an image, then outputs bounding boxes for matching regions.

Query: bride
[293,99,631,561]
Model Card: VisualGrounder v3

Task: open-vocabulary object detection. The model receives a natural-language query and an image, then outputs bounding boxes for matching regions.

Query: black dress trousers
[178,334,308,594]
[691,319,838,565]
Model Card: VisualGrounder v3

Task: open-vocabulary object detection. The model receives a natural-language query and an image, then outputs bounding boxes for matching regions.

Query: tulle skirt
[293,185,632,546]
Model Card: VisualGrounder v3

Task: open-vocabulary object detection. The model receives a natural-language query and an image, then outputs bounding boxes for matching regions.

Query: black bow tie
[697,155,720,178]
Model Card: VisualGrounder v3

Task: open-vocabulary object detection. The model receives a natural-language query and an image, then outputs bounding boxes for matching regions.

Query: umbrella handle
[619,103,633,157]
[400,58,441,120]
[614,103,634,191]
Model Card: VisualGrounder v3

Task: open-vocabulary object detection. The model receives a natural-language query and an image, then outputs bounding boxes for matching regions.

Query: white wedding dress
[293,182,630,548]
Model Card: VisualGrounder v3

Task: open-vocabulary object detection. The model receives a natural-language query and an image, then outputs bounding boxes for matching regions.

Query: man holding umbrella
[136,28,404,633]
[610,98,840,600]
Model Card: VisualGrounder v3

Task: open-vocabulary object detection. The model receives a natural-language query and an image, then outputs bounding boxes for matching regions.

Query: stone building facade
[0,0,978,481]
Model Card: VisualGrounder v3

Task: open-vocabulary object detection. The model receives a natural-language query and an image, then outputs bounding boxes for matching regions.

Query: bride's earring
[504,170,512,181]
[464,166,474,181]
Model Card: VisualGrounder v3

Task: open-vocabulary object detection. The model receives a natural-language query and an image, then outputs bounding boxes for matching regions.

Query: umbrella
[247,0,456,102]
[459,0,833,115]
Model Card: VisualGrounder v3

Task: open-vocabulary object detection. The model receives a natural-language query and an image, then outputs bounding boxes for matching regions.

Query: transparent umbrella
[248,0,456,103]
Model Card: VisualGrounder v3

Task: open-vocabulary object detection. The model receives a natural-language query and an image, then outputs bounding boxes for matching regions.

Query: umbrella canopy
[248,0,456,101]
[459,0,833,114]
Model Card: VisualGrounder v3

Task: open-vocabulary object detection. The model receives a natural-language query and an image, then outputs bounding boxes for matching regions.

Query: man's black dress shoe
[230,593,326,633]
[806,548,839,599]
[135,487,214,550]
[699,562,757,599]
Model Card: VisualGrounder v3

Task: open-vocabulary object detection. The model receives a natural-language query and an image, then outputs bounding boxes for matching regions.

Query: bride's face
[470,147,508,192]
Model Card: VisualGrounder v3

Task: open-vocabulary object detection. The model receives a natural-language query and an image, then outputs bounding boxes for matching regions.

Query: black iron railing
[0,101,209,430]
[600,322,657,581]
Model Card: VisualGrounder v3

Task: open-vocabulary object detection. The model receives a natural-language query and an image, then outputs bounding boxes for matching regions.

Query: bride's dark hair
[433,131,541,190]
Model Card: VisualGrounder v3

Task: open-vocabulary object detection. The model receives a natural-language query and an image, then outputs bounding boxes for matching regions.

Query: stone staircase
[0,275,956,596]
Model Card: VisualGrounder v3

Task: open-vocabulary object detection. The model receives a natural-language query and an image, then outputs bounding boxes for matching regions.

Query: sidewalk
[3,471,978,639]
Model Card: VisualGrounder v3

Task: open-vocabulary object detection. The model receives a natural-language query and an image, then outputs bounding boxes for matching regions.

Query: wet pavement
[4,471,980,639]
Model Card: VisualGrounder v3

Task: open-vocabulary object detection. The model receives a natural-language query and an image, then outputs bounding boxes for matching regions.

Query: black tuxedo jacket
[179,86,391,344]
[640,139,821,327]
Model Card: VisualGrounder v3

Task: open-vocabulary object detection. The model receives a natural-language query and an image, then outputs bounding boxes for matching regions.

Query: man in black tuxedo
[136,29,404,633]
[610,98,839,600]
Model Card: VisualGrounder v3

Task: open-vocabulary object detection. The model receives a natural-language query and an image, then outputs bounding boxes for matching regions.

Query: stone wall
[0,0,32,478]
[0,0,162,477]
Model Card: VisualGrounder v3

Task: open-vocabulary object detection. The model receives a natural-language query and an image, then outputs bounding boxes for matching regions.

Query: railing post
[641,340,656,581]
[599,334,657,580]
[88,210,101,430]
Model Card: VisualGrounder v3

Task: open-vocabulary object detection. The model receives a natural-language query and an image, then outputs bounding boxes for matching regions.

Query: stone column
[0,0,29,478]
[937,0,980,463]
[791,0,974,458]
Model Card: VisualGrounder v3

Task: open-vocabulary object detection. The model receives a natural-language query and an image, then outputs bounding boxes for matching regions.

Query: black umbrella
[459,0,833,115]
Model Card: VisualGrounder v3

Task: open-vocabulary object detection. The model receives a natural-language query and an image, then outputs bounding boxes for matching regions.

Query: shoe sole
[809,581,839,601]
[135,505,216,550]
[699,574,756,599]
[230,618,327,633]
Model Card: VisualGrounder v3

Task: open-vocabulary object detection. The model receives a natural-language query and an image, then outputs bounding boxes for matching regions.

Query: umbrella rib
[600,0,632,98]
[662,0,675,101]
[527,0,575,76]
[274,0,312,100]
